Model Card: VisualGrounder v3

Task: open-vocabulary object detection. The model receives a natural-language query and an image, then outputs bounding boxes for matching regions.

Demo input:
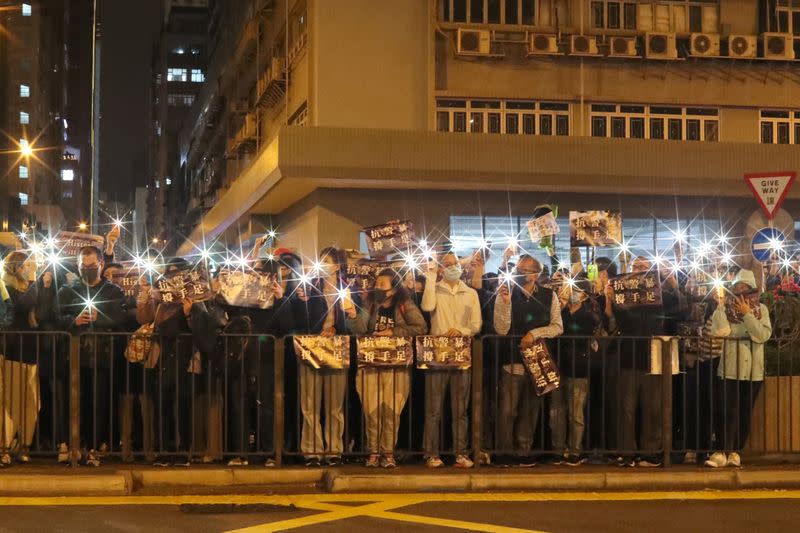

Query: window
[19,112,29,125]
[190,69,205,82]
[760,109,800,144]
[165,177,172,186]
[591,1,638,30]
[22,3,31,16]
[167,68,188,82]
[776,0,800,35]
[18,193,28,206]
[190,47,201,55]
[591,104,718,141]
[172,47,185,55]
[61,169,74,182]
[635,1,719,33]
[437,99,569,136]
[20,85,30,98]
[19,165,28,179]
[441,0,542,25]
[167,94,195,106]
[63,190,73,199]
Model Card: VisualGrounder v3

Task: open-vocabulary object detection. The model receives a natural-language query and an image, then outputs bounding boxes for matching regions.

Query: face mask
[443,264,463,282]
[80,267,100,284]
[373,288,390,304]
[569,291,584,306]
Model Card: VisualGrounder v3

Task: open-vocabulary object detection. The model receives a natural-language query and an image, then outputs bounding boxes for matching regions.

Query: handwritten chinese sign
[526,211,560,242]
[293,335,350,370]
[55,231,105,259]
[156,265,211,303]
[415,336,472,370]
[522,339,561,396]
[569,211,622,247]
[363,221,414,256]
[218,268,276,308]
[611,271,662,309]
[357,336,413,367]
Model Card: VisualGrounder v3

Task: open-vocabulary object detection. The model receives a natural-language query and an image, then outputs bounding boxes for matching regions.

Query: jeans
[549,377,589,453]
[356,367,410,454]
[498,370,543,454]
[715,378,762,451]
[620,368,663,455]
[423,369,471,456]
[299,364,347,458]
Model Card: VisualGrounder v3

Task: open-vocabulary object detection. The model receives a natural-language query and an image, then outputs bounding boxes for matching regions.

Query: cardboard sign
[109,263,143,299]
[522,339,560,396]
[155,265,212,303]
[345,259,402,292]
[610,271,662,309]
[363,221,414,256]
[569,211,622,247]
[55,231,105,259]
[744,171,796,220]
[415,336,472,370]
[526,211,560,242]
[293,335,350,370]
[218,268,276,308]
[357,336,413,367]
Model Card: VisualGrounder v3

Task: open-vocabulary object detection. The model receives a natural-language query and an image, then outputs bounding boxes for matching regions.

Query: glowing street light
[19,140,33,157]
[78,222,88,231]
[151,237,160,245]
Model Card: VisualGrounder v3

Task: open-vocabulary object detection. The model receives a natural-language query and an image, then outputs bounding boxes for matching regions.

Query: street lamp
[78,222,88,231]
[152,237,160,245]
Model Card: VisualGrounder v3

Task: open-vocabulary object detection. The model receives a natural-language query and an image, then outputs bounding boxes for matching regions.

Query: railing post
[273,336,285,467]
[661,337,673,467]
[471,337,483,467]
[69,334,81,468]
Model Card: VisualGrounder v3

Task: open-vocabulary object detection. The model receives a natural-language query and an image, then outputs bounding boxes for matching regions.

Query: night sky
[98,0,162,202]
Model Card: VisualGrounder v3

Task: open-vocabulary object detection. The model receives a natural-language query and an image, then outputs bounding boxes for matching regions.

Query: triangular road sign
[744,171,796,220]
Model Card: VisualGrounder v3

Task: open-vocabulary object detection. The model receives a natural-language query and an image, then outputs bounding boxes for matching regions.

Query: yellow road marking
[372,510,544,533]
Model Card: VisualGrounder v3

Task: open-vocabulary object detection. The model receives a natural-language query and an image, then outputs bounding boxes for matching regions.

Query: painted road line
[372,510,544,533]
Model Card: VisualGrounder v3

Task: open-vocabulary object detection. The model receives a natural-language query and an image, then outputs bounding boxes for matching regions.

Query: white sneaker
[227,457,248,466]
[727,452,741,467]
[683,451,697,464]
[454,455,474,469]
[704,451,727,468]
[426,456,444,468]
[57,443,70,464]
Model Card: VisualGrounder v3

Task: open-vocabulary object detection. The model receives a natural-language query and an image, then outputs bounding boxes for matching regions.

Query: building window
[20,85,30,98]
[190,69,205,82]
[61,169,74,182]
[63,190,73,199]
[436,98,569,136]
[167,68,188,82]
[167,94,195,106]
[776,0,800,35]
[19,166,28,179]
[18,193,28,206]
[190,47,201,55]
[633,1,718,33]
[19,111,29,124]
[591,1,638,30]
[172,47,185,55]
[760,110,800,144]
[590,104,719,141]
[22,3,32,16]
[441,0,541,25]
[289,101,308,126]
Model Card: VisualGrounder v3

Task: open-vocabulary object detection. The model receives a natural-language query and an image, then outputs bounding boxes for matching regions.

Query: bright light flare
[78,222,88,231]
[769,237,784,252]
[267,229,277,239]
[18,231,27,241]
[721,251,733,264]
[672,229,687,244]
[402,253,419,271]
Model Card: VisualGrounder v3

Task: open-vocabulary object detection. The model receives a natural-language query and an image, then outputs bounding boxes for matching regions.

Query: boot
[139,394,156,463]
[119,394,135,462]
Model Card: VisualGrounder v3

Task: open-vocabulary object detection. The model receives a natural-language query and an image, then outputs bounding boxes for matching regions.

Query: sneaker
[727,452,742,467]
[636,458,663,468]
[57,443,70,463]
[683,451,697,464]
[227,457,248,466]
[614,456,635,468]
[550,453,567,466]
[454,455,474,469]
[264,458,277,468]
[426,456,444,468]
[98,443,110,457]
[704,451,728,468]
[201,455,216,464]
[380,455,397,468]
[365,454,380,467]
[305,458,321,468]
[565,454,588,467]
[85,450,101,467]
[17,450,30,464]
[0,453,11,467]
[477,451,492,466]
[325,455,342,467]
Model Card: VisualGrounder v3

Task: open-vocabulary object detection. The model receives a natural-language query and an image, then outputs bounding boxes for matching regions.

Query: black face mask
[373,288,390,304]
[80,267,100,284]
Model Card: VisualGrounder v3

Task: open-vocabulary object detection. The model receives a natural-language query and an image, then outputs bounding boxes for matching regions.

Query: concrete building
[170,0,800,267]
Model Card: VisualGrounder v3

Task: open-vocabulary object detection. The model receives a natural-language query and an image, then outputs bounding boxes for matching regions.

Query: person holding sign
[420,251,481,469]
[347,268,427,468]
[705,269,771,469]
[493,255,563,464]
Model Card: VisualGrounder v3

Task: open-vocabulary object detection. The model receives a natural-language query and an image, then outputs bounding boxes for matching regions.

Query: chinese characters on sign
[362,221,414,256]
[526,211,560,242]
[218,268,276,308]
[55,231,105,258]
[415,336,472,370]
[293,336,350,370]
[569,211,622,247]
[345,259,401,292]
[610,271,663,309]
[522,339,560,396]
[156,265,211,303]
[357,336,413,367]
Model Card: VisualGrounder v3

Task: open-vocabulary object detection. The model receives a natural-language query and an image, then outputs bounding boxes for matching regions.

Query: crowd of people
[0,228,774,471]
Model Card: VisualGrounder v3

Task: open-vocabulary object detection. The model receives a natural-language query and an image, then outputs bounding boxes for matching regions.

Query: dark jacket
[56,279,125,333]
[4,284,37,331]
[558,300,602,378]
[291,284,348,335]
[614,288,683,370]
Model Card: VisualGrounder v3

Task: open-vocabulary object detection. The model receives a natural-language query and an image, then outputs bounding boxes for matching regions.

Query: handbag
[124,305,162,369]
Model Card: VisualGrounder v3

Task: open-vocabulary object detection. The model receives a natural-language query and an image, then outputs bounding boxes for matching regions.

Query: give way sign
[744,171,796,220]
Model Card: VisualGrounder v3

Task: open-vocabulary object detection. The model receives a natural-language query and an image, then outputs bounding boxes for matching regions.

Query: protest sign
[362,221,414,256]
[345,259,403,292]
[357,336,413,367]
[55,231,105,258]
[610,271,663,309]
[110,263,143,299]
[415,336,472,370]
[293,336,350,370]
[155,265,212,303]
[522,339,561,396]
[569,211,622,247]
[217,268,276,308]
[526,211,560,242]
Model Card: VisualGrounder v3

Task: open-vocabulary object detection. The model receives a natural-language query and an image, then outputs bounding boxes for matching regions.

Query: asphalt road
[1,492,798,532]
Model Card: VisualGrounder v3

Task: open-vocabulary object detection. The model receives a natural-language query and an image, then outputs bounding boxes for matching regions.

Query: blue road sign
[751,227,785,263]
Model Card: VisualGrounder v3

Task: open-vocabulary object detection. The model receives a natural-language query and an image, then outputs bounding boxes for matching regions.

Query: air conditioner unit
[457,28,491,56]
[762,33,795,60]
[690,33,720,57]
[608,36,638,57]
[529,33,559,55]
[727,34,756,58]
[646,32,677,59]
[570,35,599,56]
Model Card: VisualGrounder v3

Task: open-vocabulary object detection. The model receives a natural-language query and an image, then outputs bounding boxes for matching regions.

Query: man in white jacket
[421,251,482,468]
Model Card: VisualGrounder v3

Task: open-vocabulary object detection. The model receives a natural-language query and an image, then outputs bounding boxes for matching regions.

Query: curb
[0,474,131,496]
[128,468,325,489]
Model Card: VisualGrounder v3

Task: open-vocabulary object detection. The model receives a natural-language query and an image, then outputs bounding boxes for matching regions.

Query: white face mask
[443,264,463,282]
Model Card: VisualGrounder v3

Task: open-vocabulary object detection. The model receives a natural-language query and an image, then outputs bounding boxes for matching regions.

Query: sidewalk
[4,463,800,496]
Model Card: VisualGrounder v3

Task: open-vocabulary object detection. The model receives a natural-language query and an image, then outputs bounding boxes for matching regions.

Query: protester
[420,251,481,468]
[705,269,771,468]
[493,255,563,464]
